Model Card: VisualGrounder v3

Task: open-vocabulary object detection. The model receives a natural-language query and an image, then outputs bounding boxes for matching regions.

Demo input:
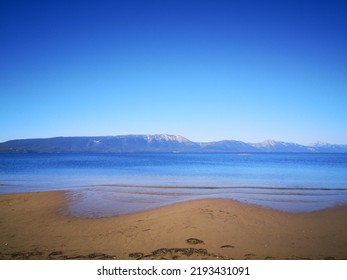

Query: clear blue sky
[1,0,346,144]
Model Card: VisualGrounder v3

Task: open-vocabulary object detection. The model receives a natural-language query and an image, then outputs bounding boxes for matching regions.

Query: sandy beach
[0,190,347,260]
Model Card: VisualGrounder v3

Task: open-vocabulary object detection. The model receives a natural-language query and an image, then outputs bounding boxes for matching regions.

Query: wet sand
[0,191,347,260]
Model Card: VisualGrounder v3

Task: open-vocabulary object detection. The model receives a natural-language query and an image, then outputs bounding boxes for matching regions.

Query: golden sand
[1,191,346,260]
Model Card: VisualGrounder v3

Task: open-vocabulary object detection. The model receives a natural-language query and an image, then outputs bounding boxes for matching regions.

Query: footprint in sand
[186,238,204,245]
[48,251,63,258]
[129,252,144,259]
[220,245,235,249]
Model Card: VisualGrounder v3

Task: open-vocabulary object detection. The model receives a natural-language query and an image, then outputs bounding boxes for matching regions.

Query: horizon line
[1,134,346,146]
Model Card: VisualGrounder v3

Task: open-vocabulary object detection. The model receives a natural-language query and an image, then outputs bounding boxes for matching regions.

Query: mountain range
[0,134,346,153]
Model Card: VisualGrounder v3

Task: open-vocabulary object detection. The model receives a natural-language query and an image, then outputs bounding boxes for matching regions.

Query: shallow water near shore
[1,153,347,217]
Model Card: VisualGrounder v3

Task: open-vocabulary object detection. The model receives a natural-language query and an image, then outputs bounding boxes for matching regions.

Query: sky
[1,0,346,144]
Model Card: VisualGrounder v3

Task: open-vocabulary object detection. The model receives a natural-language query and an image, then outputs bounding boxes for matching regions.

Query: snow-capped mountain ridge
[144,134,190,143]
[253,139,280,147]
[313,141,332,147]
[0,134,346,153]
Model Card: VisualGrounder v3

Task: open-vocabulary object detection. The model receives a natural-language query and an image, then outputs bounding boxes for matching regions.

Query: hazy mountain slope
[0,135,199,153]
[251,140,311,152]
[0,134,346,153]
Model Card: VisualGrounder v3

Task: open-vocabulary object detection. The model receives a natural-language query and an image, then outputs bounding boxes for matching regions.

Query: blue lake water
[1,153,347,217]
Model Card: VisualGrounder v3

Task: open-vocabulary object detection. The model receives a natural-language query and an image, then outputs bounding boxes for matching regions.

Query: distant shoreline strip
[92,184,347,191]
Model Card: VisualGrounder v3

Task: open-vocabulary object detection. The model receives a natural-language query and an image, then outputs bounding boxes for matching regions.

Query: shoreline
[2,181,347,216]
[1,190,347,260]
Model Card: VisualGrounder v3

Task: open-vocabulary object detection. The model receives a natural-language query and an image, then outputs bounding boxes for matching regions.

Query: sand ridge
[0,191,347,260]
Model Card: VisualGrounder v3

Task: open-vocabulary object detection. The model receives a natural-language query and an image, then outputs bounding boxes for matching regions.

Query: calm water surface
[1,153,347,217]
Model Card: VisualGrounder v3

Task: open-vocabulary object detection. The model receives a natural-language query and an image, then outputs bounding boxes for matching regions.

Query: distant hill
[0,134,346,153]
